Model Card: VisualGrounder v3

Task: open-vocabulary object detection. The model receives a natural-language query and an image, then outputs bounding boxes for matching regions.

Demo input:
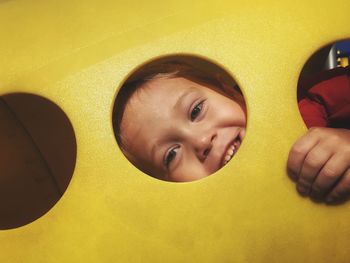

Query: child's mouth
[221,135,241,166]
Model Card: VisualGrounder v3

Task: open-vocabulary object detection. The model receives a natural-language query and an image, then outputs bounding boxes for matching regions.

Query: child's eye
[164,146,179,167]
[190,101,204,121]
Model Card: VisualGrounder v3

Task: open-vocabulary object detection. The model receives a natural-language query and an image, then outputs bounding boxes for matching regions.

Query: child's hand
[287,127,350,204]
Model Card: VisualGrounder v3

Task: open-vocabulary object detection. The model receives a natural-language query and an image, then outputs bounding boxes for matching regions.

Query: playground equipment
[0,0,349,262]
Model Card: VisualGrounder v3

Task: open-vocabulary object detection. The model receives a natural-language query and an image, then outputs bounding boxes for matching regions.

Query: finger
[297,142,333,196]
[325,169,350,204]
[309,153,348,200]
[287,129,320,181]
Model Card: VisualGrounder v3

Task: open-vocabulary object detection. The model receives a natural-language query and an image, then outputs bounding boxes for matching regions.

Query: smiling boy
[113,59,350,203]
[114,61,246,182]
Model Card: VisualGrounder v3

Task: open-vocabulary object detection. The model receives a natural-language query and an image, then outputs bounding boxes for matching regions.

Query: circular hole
[0,93,77,229]
[298,39,350,129]
[112,55,247,182]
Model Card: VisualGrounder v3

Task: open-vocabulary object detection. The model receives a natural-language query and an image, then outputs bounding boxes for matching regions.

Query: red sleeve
[298,66,350,129]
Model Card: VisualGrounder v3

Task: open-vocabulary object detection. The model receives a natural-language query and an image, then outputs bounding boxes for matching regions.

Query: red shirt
[298,66,350,129]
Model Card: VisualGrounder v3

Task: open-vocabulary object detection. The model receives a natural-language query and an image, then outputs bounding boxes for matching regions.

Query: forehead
[123,77,205,122]
[121,77,196,135]
[120,76,227,137]
[138,77,201,102]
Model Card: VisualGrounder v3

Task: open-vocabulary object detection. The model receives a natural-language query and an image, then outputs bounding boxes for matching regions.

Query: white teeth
[222,137,241,166]
[223,144,236,164]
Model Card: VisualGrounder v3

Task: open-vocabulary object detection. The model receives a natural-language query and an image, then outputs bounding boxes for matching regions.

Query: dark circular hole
[297,39,350,129]
[112,55,246,182]
[0,93,77,229]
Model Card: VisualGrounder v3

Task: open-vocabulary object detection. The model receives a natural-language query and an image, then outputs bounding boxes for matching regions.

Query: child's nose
[193,133,216,161]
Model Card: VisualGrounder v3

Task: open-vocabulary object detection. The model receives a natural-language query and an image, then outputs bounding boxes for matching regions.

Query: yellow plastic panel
[1,0,349,262]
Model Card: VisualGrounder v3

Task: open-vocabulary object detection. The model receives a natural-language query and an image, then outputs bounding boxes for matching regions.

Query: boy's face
[120,77,246,182]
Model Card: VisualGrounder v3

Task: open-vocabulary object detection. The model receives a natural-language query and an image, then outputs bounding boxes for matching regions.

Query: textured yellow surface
[1,0,350,262]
